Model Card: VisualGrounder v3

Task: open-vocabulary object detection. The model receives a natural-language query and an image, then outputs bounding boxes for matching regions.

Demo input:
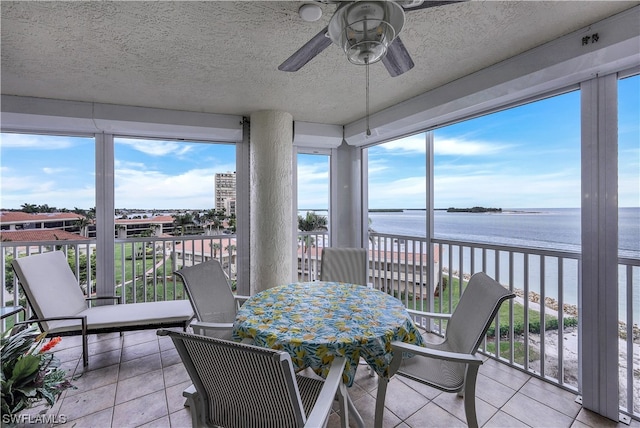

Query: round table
[232,281,424,387]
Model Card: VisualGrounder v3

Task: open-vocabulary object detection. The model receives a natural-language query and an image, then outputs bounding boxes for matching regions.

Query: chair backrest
[158,329,307,428]
[174,260,237,323]
[11,251,88,329]
[446,272,515,354]
[319,247,368,286]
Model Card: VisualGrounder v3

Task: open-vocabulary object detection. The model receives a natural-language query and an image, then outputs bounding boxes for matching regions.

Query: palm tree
[298,211,328,232]
[172,212,194,236]
[20,203,37,213]
[74,217,92,238]
[297,211,328,279]
[209,242,221,258]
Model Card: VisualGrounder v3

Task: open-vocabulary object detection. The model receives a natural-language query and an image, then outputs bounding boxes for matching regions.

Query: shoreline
[441,268,640,339]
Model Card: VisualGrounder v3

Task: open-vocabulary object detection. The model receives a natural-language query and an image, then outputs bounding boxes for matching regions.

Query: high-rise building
[215,172,236,215]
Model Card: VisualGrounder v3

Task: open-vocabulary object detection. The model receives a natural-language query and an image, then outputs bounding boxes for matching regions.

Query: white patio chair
[174,259,250,340]
[11,251,194,367]
[320,247,373,377]
[374,272,515,428]
[157,329,349,428]
[319,247,368,286]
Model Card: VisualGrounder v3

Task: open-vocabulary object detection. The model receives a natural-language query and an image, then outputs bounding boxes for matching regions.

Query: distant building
[0,212,85,233]
[114,215,175,238]
[215,172,236,216]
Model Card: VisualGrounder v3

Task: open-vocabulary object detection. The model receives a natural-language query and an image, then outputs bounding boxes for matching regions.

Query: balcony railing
[1,232,638,419]
[1,234,238,314]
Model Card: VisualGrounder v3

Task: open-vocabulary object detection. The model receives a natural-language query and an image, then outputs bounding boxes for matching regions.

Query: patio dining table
[231,281,425,387]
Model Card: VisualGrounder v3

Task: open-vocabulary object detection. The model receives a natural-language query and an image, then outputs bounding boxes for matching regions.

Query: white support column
[235,118,251,297]
[95,133,115,298]
[425,131,435,314]
[249,111,293,294]
[330,141,362,248]
[580,73,619,421]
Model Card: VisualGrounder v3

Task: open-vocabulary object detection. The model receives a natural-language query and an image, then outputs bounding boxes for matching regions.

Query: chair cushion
[45,300,194,334]
[12,251,88,323]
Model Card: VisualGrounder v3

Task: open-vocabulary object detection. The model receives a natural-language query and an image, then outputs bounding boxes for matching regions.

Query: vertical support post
[235,118,251,297]
[580,74,619,421]
[425,131,435,315]
[249,111,293,294]
[95,133,115,298]
[330,141,363,248]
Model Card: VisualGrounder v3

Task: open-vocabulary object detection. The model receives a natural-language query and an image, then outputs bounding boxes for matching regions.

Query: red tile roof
[0,230,89,242]
[0,211,86,224]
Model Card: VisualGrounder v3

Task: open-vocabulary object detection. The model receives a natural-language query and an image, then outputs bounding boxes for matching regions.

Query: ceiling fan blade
[382,37,415,77]
[402,0,467,11]
[278,26,332,72]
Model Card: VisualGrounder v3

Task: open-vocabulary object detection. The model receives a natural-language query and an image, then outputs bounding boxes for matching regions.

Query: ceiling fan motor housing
[328,1,405,65]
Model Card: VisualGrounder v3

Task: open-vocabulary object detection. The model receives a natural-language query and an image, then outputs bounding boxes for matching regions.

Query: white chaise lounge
[11,251,194,366]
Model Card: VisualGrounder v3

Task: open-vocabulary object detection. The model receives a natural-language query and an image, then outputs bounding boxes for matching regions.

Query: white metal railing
[1,234,237,324]
[297,231,639,418]
[297,231,327,282]
[2,232,638,417]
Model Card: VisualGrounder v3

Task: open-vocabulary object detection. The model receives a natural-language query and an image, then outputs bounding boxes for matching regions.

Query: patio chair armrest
[234,295,251,311]
[12,315,87,334]
[406,309,452,320]
[190,320,233,331]
[86,295,122,305]
[305,356,347,428]
[391,341,483,365]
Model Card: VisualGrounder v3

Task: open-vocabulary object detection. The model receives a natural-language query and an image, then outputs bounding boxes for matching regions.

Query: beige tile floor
[13,329,640,428]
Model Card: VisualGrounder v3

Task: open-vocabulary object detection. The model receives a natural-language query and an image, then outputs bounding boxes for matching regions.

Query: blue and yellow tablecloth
[232,281,424,386]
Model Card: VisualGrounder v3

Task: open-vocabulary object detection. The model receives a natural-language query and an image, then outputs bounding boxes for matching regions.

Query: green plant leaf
[10,355,40,383]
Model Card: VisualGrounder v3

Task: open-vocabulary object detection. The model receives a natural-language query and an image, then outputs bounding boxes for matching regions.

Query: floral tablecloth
[232,281,424,386]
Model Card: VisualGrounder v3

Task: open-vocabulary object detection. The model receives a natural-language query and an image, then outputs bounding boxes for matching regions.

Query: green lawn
[399,276,577,338]
[114,244,184,303]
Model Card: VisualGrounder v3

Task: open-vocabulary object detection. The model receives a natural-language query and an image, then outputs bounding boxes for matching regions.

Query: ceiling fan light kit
[298,3,323,22]
[279,0,465,75]
[278,1,465,136]
[328,1,405,65]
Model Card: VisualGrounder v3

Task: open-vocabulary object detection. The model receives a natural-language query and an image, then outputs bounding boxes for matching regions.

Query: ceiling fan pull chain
[366,60,371,137]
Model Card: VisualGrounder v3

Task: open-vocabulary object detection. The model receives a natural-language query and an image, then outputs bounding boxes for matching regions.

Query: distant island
[447,207,502,213]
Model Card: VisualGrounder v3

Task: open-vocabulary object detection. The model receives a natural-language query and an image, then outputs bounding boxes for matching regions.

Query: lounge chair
[11,251,194,367]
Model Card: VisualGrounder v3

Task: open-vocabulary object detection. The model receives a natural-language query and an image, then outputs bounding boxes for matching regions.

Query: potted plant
[1,326,75,421]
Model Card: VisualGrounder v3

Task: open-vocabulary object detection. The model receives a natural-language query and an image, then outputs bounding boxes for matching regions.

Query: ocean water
[368,207,640,322]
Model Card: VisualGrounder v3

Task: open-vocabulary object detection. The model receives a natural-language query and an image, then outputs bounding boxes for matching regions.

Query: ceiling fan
[279,0,465,77]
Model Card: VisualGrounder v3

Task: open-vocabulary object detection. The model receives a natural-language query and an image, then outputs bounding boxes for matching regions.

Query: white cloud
[375,135,512,157]
[115,167,219,209]
[116,139,193,157]
[377,134,427,154]
[42,167,69,174]
[367,158,390,176]
[434,170,581,209]
[0,133,74,149]
[367,163,582,209]
[0,174,95,209]
[297,163,329,184]
[369,176,426,209]
[297,162,329,209]
[435,137,511,156]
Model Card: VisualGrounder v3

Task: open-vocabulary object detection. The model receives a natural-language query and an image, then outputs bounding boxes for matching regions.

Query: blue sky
[1,77,638,211]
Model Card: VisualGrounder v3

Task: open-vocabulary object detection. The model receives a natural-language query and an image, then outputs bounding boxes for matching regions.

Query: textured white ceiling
[1,1,637,125]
